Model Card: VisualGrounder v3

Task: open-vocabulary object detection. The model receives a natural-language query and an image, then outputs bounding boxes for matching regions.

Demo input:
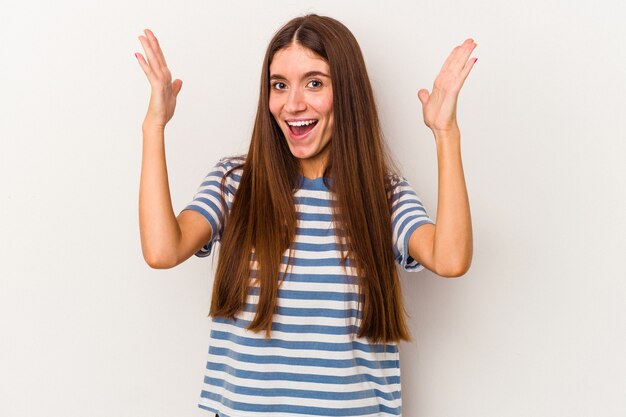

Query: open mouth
[287,120,318,138]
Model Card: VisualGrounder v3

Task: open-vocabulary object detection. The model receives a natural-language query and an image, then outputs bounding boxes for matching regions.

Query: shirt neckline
[297,174,329,190]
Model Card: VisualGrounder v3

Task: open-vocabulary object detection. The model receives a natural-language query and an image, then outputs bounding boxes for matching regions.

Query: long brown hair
[209,14,412,345]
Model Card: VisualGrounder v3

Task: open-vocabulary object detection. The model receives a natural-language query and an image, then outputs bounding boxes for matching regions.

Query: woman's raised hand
[417,38,477,136]
[135,29,183,129]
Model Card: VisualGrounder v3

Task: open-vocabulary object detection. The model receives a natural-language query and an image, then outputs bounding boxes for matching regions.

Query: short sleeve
[181,157,243,258]
[390,176,435,272]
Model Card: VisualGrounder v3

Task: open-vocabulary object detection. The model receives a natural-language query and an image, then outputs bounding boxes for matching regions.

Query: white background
[1,0,625,416]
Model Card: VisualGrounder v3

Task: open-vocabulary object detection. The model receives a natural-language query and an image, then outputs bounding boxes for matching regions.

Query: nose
[284,87,306,113]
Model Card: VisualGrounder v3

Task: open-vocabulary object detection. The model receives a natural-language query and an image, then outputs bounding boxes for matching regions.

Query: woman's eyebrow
[270,71,330,80]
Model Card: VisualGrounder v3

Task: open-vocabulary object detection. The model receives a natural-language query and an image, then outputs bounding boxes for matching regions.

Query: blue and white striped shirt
[183,156,435,417]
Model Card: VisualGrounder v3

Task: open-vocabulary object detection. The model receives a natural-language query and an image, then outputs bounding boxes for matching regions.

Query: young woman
[136,13,475,417]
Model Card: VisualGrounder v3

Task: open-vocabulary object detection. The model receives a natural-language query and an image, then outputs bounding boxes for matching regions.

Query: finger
[172,79,183,97]
[459,57,478,86]
[441,38,475,73]
[417,89,429,105]
[138,34,163,75]
[134,52,153,79]
[144,29,168,68]
[440,45,462,73]
[449,39,477,74]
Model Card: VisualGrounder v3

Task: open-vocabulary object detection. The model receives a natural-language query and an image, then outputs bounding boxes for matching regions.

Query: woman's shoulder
[385,171,403,186]
[209,154,246,183]
[202,155,246,194]
[215,154,247,172]
[384,170,406,195]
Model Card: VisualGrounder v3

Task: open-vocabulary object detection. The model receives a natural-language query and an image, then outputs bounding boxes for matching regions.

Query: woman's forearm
[432,128,473,276]
[138,123,181,268]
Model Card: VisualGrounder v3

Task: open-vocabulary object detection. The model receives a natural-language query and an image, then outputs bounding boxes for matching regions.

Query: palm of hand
[418,38,478,134]
[136,29,183,128]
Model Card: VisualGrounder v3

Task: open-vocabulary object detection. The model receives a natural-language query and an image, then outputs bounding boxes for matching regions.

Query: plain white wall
[1,0,625,416]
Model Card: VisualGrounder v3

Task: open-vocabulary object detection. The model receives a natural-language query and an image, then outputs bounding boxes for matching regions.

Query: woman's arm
[136,29,211,268]
[409,130,472,277]
[408,38,477,277]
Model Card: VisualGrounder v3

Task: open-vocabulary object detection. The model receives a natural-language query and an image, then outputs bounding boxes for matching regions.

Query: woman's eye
[308,80,322,88]
[272,82,286,90]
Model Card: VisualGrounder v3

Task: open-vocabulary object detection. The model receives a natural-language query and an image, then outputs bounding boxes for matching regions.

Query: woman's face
[269,43,333,179]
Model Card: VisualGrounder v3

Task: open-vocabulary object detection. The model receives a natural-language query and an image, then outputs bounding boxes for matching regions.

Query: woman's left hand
[417,38,478,136]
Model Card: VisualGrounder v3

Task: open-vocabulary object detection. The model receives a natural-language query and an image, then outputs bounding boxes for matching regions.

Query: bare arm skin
[135,29,211,269]
[408,39,477,278]
[409,132,472,277]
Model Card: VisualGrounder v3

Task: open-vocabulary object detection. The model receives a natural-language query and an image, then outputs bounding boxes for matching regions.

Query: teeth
[287,119,317,126]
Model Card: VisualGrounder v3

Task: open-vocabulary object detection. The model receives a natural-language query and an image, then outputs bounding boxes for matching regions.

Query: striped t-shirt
[182,156,435,417]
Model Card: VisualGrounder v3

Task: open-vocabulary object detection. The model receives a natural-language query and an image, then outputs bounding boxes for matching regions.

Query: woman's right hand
[135,29,183,129]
